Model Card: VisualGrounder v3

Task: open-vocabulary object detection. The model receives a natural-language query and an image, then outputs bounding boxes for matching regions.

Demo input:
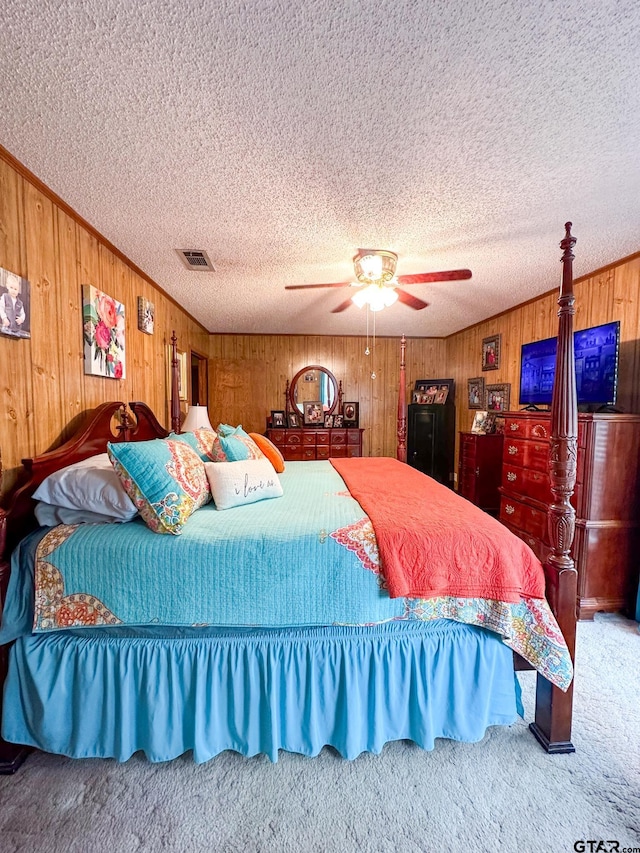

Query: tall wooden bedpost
[530,222,579,754]
[170,331,181,434]
[397,335,407,462]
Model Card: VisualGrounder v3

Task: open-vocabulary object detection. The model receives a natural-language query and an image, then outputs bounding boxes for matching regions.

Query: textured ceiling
[2,0,640,337]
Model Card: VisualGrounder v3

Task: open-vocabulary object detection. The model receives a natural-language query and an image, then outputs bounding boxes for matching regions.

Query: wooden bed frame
[0,225,579,772]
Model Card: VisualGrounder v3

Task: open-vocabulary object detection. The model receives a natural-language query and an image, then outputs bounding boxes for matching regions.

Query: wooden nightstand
[0,507,30,773]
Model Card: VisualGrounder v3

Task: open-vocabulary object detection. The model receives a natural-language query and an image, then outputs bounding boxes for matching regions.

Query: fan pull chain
[371,310,376,379]
[365,305,370,356]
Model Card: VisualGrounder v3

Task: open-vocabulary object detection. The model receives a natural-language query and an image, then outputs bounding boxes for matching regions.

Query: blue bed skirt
[2,620,520,763]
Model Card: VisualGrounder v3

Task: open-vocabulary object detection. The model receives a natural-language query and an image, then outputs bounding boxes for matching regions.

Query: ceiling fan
[285,249,472,312]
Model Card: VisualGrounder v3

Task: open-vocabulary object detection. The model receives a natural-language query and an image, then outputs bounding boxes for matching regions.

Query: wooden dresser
[498,410,640,619]
[266,428,364,461]
[458,432,504,515]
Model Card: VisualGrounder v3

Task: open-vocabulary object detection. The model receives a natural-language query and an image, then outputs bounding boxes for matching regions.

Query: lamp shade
[181,405,213,432]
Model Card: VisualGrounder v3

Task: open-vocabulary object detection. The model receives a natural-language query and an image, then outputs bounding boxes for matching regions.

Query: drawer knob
[509,423,519,431]
[507,471,516,482]
[505,504,515,515]
[508,445,518,455]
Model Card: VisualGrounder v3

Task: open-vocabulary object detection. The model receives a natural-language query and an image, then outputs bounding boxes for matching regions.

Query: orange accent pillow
[248,433,285,473]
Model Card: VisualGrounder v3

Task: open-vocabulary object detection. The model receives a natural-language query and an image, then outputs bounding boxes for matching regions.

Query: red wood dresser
[458,432,504,515]
[266,428,364,461]
[498,410,640,619]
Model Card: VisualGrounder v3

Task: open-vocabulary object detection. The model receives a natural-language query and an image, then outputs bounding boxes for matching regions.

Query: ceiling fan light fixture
[352,283,399,311]
[353,249,397,284]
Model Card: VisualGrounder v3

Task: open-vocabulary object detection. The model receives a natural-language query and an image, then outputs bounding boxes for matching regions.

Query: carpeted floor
[0,613,638,853]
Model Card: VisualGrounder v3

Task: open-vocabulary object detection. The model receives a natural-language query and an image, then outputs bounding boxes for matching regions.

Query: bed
[0,224,580,772]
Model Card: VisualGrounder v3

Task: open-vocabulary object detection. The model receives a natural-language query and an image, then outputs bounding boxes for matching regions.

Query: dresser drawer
[499,496,548,541]
[268,430,286,447]
[317,446,330,459]
[302,432,317,446]
[286,432,302,448]
[316,430,330,445]
[347,430,361,446]
[503,438,549,472]
[303,447,316,459]
[458,472,477,502]
[502,521,552,564]
[504,417,551,440]
[346,445,361,457]
[331,430,347,446]
[330,446,348,458]
[502,465,550,503]
[286,448,304,461]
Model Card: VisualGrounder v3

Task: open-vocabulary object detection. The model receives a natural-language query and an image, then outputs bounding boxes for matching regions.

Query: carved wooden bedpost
[530,222,578,754]
[170,331,181,434]
[397,335,407,462]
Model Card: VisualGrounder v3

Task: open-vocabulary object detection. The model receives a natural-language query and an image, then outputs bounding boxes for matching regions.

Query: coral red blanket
[331,457,545,602]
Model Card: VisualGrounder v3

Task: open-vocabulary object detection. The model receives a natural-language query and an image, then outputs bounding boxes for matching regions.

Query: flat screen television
[519,320,620,407]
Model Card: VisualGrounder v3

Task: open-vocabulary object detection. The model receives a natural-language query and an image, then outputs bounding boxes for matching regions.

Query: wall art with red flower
[82,284,126,379]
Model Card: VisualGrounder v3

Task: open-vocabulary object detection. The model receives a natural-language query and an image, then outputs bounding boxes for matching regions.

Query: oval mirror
[290,365,338,415]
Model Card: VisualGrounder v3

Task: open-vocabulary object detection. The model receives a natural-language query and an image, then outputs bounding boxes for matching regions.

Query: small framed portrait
[287,411,300,428]
[471,411,489,435]
[137,296,155,335]
[482,334,501,371]
[333,414,344,428]
[467,377,485,409]
[485,383,511,412]
[0,266,31,339]
[324,414,334,428]
[271,410,286,428]
[343,402,359,427]
[434,385,449,404]
[303,401,324,426]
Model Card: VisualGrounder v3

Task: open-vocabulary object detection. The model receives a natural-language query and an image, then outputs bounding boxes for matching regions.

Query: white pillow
[33,453,138,521]
[34,502,127,526]
[204,458,283,510]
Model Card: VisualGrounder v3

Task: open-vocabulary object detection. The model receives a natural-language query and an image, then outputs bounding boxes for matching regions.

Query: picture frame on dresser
[287,412,300,428]
[303,401,323,426]
[343,402,359,427]
[271,410,286,428]
[324,414,334,428]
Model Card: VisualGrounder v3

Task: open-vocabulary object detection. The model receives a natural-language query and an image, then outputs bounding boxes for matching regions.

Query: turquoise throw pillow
[218,433,264,462]
[107,438,210,535]
[216,423,249,438]
[169,429,226,462]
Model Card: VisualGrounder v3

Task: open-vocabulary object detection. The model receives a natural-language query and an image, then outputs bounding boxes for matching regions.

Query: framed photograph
[324,414,334,428]
[303,401,324,426]
[271,410,286,428]
[83,285,126,378]
[467,377,485,409]
[166,345,188,401]
[482,334,501,371]
[486,383,511,412]
[0,266,31,339]
[287,411,300,428]
[137,296,155,335]
[471,411,489,435]
[333,414,344,428]
[343,401,359,427]
[413,379,454,404]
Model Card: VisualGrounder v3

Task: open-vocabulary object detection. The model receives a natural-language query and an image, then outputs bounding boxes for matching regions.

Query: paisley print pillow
[107,438,210,534]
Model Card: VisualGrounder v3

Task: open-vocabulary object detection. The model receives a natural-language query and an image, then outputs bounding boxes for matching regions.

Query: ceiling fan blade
[331,297,355,313]
[395,288,429,310]
[285,280,352,290]
[396,269,472,286]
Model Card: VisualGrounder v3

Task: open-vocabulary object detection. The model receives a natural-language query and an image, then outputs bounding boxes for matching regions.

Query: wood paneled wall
[445,254,640,476]
[0,150,209,500]
[208,335,447,458]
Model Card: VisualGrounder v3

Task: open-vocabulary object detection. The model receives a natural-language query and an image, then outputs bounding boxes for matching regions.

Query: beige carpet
[0,613,638,853]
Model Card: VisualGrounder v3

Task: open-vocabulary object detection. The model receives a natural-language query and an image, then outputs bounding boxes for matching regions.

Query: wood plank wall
[208,335,447,458]
[0,150,209,500]
[445,254,640,478]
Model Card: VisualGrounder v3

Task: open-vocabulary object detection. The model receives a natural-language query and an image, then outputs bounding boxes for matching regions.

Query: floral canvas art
[82,285,126,379]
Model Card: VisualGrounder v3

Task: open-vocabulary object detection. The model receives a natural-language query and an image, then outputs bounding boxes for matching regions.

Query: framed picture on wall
[137,297,155,335]
[467,377,485,409]
[485,383,511,412]
[481,334,501,371]
[82,285,126,379]
[0,266,31,340]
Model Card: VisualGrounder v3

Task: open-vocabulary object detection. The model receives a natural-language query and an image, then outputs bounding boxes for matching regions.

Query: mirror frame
[289,365,339,416]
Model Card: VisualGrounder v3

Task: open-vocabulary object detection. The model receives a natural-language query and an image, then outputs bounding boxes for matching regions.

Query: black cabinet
[407,404,456,487]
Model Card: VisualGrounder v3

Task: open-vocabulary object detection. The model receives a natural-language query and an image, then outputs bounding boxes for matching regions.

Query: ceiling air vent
[175,249,215,272]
